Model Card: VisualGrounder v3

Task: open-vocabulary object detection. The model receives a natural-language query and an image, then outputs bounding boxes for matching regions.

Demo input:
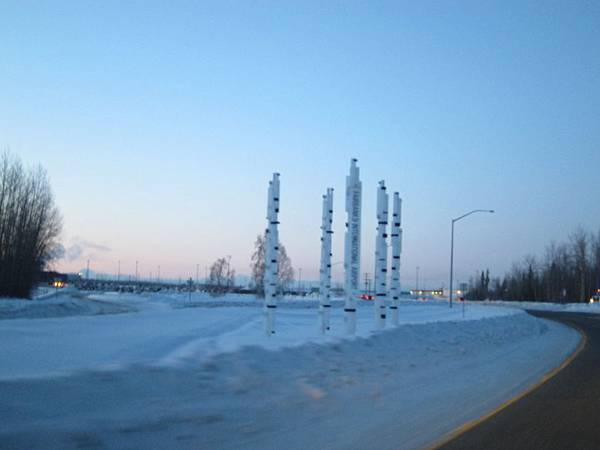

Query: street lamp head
[453,208,495,222]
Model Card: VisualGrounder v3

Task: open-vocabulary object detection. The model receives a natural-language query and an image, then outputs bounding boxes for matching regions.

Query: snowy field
[0,291,581,450]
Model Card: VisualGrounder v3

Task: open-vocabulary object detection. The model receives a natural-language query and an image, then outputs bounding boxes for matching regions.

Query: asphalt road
[438,310,600,450]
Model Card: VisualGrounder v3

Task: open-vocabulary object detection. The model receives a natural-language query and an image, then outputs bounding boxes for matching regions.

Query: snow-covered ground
[0,293,520,379]
[487,299,600,314]
[0,290,133,320]
[0,292,581,450]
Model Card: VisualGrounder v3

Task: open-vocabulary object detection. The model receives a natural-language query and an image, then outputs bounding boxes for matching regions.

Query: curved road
[437,310,600,450]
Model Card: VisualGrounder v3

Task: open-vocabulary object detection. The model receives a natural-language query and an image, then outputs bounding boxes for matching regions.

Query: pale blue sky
[2,1,599,286]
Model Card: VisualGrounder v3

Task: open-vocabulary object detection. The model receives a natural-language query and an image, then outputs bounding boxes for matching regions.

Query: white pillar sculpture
[374,180,389,330]
[319,188,334,333]
[264,173,280,335]
[389,192,402,326]
[344,158,362,334]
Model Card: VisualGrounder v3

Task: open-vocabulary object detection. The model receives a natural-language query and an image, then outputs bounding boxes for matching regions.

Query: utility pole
[86,260,90,280]
[298,268,302,294]
[364,272,373,295]
[226,256,232,291]
[416,266,420,292]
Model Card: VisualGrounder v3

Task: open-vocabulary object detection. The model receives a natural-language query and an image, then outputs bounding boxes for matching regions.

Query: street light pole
[449,221,455,308]
[416,266,420,291]
[449,209,494,309]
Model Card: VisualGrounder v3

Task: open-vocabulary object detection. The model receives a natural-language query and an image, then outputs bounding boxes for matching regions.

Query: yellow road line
[424,321,588,450]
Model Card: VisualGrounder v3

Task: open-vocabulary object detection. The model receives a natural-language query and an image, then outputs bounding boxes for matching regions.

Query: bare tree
[250,234,266,296]
[250,233,294,297]
[277,244,294,293]
[0,153,62,298]
[208,256,235,296]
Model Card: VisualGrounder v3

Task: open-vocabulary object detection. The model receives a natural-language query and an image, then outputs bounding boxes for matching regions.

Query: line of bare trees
[468,227,600,302]
[0,153,62,298]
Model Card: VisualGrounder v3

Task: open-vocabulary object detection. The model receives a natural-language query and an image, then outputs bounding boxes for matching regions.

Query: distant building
[66,273,82,282]
[411,288,444,297]
[442,288,466,298]
[39,271,68,283]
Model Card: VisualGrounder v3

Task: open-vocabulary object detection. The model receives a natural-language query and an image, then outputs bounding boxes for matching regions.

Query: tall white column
[319,188,334,333]
[264,173,280,335]
[374,180,389,330]
[389,192,402,326]
[344,158,362,334]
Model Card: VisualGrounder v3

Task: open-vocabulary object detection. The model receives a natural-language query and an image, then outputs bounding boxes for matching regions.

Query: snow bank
[486,300,600,314]
[0,291,133,320]
[0,293,518,379]
[0,307,579,450]
[0,293,581,450]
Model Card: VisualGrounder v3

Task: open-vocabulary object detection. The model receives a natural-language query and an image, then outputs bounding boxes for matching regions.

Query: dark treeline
[0,153,62,298]
[468,228,600,302]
